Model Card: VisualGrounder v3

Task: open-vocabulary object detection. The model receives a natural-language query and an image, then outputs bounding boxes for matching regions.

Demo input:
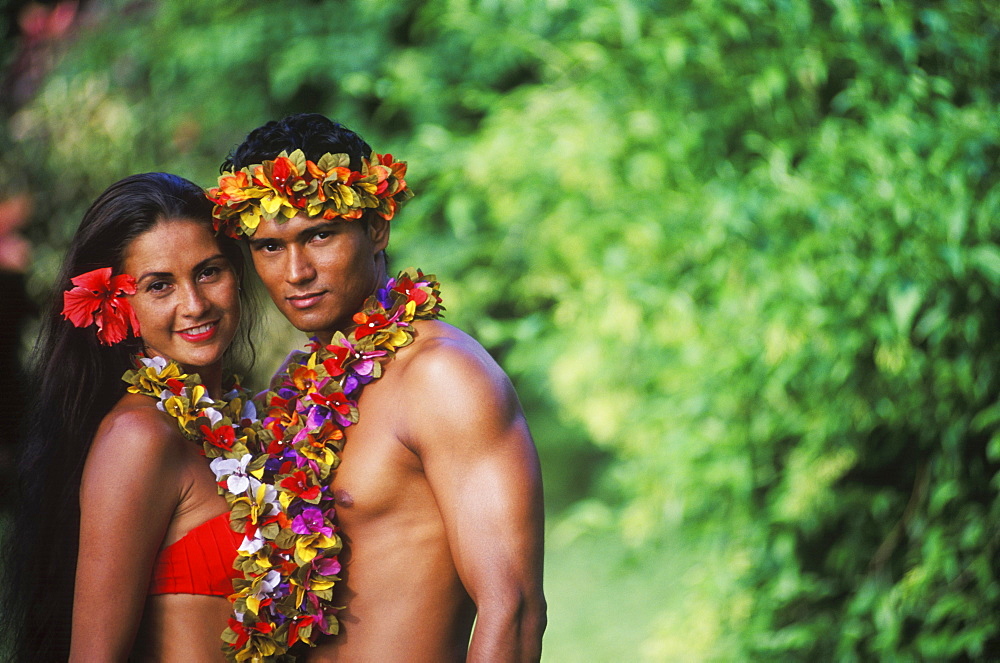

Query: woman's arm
[69,403,184,662]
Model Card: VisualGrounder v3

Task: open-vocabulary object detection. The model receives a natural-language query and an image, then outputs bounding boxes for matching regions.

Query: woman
[3,173,255,661]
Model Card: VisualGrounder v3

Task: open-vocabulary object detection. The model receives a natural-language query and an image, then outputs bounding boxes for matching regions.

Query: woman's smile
[176,320,219,342]
[123,218,240,375]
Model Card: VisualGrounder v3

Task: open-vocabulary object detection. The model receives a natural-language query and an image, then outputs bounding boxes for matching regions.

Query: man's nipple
[334,488,354,507]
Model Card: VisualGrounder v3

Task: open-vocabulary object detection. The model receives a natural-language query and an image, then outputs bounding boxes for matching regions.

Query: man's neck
[312,262,389,345]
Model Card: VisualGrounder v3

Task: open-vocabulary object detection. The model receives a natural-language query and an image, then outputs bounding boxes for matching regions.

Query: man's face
[247,213,389,339]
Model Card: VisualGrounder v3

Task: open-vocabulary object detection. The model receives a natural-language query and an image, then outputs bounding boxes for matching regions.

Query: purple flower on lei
[305,405,334,429]
[342,373,360,395]
[312,556,341,576]
[291,506,334,537]
[375,283,395,309]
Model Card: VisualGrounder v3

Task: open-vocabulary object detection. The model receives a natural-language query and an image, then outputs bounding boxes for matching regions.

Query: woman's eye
[200,266,222,280]
[147,281,168,293]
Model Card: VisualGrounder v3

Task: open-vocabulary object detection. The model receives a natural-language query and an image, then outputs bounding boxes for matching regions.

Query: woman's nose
[179,283,212,318]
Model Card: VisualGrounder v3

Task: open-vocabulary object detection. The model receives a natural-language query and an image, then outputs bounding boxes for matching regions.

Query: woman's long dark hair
[0,173,256,661]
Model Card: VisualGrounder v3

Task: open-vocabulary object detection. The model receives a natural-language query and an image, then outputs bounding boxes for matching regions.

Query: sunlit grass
[542,520,746,662]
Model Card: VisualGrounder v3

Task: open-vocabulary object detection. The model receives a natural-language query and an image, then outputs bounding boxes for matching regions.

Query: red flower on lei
[61,267,140,345]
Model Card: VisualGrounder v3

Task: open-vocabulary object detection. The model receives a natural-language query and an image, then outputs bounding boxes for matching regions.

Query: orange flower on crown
[206,149,413,238]
[61,266,140,345]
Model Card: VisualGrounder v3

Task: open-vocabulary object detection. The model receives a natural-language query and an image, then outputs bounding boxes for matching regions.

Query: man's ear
[368,216,390,254]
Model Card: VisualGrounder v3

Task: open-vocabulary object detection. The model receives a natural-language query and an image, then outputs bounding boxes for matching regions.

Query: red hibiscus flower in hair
[61,266,140,345]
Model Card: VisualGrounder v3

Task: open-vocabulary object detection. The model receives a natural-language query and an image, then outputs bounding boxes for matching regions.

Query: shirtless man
[213,113,546,661]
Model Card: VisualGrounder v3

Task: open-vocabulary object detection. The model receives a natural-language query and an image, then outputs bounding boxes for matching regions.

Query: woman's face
[122,218,240,372]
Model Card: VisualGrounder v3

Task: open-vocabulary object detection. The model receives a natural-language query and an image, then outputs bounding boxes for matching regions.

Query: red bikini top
[149,512,243,596]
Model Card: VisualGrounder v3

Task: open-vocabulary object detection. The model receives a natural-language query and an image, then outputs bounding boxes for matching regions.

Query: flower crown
[61,266,140,345]
[206,149,413,238]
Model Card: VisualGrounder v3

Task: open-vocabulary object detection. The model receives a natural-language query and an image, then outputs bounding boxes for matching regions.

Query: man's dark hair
[221,113,373,173]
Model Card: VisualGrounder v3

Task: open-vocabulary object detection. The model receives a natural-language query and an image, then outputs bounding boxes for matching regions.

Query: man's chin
[294,321,334,335]
[281,310,328,333]
[277,304,351,338]
[287,316,338,339]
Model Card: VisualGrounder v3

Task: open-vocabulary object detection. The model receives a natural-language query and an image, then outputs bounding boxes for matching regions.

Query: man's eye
[313,231,331,241]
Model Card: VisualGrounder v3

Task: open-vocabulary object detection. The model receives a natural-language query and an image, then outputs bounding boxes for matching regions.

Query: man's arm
[404,329,547,662]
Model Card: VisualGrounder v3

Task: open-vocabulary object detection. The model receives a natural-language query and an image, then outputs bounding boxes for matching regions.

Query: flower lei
[122,267,443,662]
[206,149,412,238]
[62,266,140,345]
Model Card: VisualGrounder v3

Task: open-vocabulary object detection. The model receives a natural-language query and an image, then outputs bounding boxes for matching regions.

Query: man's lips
[286,291,327,310]
[176,321,219,342]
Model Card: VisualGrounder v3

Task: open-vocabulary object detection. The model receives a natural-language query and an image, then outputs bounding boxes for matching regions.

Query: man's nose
[286,245,317,285]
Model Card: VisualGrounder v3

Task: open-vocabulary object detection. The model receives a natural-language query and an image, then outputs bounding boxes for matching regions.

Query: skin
[247,215,383,343]
[70,218,241,662]
[249,213,547,662]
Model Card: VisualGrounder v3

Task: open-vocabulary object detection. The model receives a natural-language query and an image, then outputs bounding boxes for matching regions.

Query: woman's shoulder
[80,393,191,507]
[90,393,185,465]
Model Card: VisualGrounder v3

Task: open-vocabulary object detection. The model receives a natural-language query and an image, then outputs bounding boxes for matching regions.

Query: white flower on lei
[210,453,254,494]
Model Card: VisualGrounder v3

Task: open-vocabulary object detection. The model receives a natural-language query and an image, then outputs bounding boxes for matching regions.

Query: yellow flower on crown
[207,148,413,238]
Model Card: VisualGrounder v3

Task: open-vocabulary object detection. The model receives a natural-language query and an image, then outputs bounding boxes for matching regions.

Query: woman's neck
[194,362,224,399]
[146,350,224,398]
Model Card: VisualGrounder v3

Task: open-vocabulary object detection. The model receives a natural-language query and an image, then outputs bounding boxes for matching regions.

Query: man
[211,114,546,661]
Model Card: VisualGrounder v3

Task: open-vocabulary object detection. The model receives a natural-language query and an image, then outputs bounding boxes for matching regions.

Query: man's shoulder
[401,320,504,382]
[397,320,522,421]
[408,319,478,351]
[392,322,530,457]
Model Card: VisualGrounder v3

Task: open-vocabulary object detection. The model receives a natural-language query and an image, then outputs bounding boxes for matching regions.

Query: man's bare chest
[329,382,431,525]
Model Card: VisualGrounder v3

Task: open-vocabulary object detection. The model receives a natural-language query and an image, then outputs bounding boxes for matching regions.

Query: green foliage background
[3,0,999,659]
